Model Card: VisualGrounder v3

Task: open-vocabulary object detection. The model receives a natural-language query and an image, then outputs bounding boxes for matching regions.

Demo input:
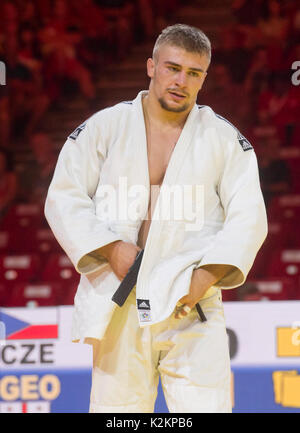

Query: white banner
[0,306,91,370]
[223,301,300,366]
[1,301,300,370]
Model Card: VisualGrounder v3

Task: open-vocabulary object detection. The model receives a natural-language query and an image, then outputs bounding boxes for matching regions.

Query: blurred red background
[0,0,299,307]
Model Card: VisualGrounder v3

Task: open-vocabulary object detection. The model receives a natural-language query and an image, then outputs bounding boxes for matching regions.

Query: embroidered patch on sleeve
[237,131,253,151]
[68,121,87,141]
[215,113,253,152]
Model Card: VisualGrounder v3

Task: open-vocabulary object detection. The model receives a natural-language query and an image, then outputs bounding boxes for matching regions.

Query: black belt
[196,303,207,322]
[112,249,144,307]
[111,249,207,322]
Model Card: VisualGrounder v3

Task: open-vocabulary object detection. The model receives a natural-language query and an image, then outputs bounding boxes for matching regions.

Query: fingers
[111,242,141,280]
[183,305,191,314]
[178,295,189,305]
[174,303,193,320]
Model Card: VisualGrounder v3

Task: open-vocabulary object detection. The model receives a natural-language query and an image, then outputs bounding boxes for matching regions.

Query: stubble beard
[158,96,189,113]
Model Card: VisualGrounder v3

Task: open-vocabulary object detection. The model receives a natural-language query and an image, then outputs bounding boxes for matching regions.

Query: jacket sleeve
[44,115,122,275]
[196,129,268,289]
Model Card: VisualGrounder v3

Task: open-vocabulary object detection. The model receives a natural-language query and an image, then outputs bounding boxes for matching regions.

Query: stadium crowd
[0,0,300,306]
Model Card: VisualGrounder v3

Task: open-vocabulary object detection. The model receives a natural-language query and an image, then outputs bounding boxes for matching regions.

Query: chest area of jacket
[97,136,222,191]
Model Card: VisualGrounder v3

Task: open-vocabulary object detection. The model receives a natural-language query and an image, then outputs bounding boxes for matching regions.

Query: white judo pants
[87,287,232,413]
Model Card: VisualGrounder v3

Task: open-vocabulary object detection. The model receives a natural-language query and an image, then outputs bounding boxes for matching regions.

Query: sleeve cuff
[74,234,123,274]
[195,261,246,289]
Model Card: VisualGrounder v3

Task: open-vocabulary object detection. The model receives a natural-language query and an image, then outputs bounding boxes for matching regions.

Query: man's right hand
[96,241,142,281]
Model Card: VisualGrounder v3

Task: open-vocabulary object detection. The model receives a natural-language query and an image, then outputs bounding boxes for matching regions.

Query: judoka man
[45,24,268,413]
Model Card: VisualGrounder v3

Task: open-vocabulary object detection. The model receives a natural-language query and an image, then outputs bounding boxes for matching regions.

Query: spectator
[0,87,11,148]
[285,42,300,73]
[17,132,56,204]
[94,0,135,59]
[248,110,278,156]
[231,0,263,26]
[257,133,291,206]
[0,0,183,146]
[136,0,156,41]
[35,0,52,26]
[230,0,266,48]
[236,282,265,301]
[4,33,50,139]
[71,0,113,68]
[290,8,300,44]
[201,63,249,127]
[244,47,271,95]
[258,0,289,44]
[214,26,251,83]
[0,147,18,219]
[18,1,39,30]
[18,24,46,89]
[258,71,300,146]
[38,0,96,101]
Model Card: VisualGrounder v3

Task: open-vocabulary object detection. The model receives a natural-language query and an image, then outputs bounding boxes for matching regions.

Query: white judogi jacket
[45,90,268,342]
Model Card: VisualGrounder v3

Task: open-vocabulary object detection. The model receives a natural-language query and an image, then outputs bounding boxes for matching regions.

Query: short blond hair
[153,23,211,63]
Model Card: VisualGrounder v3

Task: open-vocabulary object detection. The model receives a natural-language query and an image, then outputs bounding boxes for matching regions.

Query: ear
[146,57,155,79]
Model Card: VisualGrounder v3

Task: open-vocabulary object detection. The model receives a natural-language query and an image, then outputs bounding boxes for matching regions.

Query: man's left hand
[174,264,233,319]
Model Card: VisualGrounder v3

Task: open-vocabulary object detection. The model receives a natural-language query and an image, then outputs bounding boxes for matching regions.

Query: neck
[142,90,192,129]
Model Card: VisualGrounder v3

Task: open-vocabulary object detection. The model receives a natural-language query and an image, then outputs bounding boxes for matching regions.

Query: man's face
[147,44,210,113]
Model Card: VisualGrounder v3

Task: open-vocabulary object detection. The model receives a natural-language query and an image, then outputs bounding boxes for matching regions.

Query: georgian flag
[0,401,50,413]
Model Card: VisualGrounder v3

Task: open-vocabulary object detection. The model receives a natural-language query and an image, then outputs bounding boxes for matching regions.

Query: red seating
[33,229,62,254]
[59,283,78,306]
[4,282,61,307]
[294,278,300,300]
[287,224,300,249]
[0,254,41,285]
[266,220,290,248]
[39,253,80,305]
[0,227,38,254]
[279,147,300,193]
[239,291,267,301]
[0,226,63,255]
[221,289,237,302]
[0,252,78,306]
[266,249,300,280]
[0,231,10,253]
[0,283,8,306]
[41,253,79,286]
[251,196,300,281]
[267,194,300,221]
[0,204,44,231]
[247,219,291,279]
[248,277,296,300]
[17,228,62,254]
[290,125,300,148]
